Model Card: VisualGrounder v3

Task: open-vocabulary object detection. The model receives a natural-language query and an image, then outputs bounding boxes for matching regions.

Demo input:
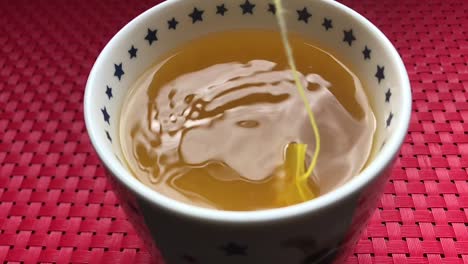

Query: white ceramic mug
[84,0,412,263]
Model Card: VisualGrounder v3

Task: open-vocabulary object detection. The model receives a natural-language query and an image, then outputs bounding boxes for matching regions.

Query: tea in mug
[119,30,376,211]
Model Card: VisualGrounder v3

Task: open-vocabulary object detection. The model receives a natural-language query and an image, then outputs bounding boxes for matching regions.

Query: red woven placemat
[1,0,467,263]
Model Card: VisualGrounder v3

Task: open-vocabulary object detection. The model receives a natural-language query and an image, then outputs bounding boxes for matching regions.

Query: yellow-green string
[273,0,321,200]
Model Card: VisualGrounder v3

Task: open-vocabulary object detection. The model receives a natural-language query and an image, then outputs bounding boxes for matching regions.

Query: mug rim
[84,0,412,224]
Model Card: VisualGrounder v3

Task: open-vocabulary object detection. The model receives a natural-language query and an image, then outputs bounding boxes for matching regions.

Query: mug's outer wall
[106,163,393,264]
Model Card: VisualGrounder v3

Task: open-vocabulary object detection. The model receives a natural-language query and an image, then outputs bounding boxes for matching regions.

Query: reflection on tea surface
[120,30,376,211]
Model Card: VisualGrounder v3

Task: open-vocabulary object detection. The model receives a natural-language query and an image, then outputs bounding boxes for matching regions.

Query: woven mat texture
[0,0,467,263]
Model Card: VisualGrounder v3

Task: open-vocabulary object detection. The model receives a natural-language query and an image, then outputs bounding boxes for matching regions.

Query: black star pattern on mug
[105,131,112,142]
[101,107,110,125]
[376,65,385,83]
[240,0,255,15]
[343,29,356,46]
[268,3,276,14]
[168,17,179,30]
[385,89,392,103]
[217,4,228,16]
[189,7,204,23]
[362,46,371,60]
[322,18,333,30]
[386,112,394,127]
[297,7,312,23]
[220,242,248,256]
[128,45,138,59]
[105,85,113,100]
[114,63,124,81]
[145,28,158,45]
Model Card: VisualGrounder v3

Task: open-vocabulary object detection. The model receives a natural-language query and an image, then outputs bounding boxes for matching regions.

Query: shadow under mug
[84,0,412,263]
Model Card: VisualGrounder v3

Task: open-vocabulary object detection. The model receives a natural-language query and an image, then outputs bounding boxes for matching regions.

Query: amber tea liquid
[120,30,376,211]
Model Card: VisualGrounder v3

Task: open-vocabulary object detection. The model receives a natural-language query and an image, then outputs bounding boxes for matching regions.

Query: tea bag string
[273,0,321,198]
